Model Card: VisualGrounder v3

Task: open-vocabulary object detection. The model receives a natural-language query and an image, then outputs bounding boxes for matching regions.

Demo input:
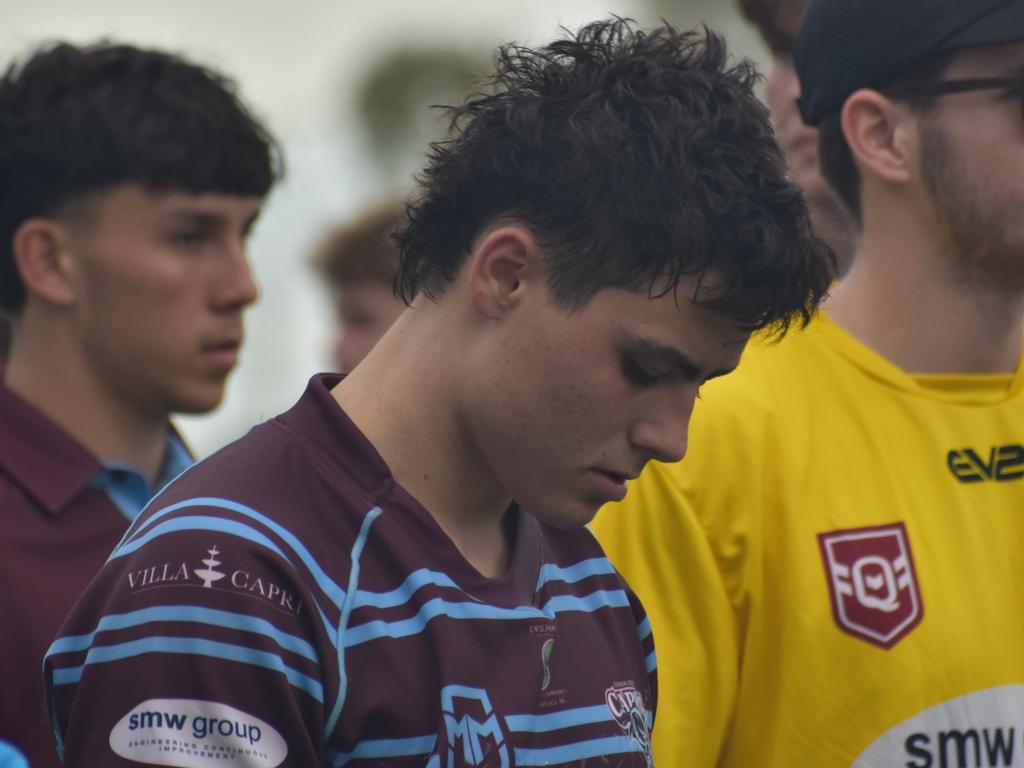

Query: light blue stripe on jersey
[425,756,440,768]
[541,589,631,615]
[505,704,612,733]
[47,605,318,663]
[114,515,289,564]
[117,496,347,612]
[534,557,616,591]
[352,560,616,612]
[353,568,466,610]
[646,649,657,674]
[345,598,538,647]
[637,616,652,641]
[514,735,641,765]
[343,589,629,648]
[327,734,436,764]
[327,507,382,740]
[49,636,323,702]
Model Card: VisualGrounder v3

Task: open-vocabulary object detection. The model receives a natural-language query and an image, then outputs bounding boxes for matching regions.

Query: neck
[5,313,169,483]
[809,196,858,278]
[826,200,1024,374]
[332,304,514,577]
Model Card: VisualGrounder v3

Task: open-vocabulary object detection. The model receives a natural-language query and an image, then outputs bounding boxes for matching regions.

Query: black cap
[794,0,1024,125]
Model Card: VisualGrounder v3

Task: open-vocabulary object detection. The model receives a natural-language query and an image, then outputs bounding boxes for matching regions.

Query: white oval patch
[855,685,1024,767]
[109,698,287,767]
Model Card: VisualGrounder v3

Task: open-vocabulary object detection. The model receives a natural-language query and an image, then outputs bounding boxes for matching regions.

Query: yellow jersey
[592,312,1024,767]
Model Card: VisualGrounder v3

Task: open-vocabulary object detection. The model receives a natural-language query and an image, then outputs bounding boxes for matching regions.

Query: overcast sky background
[2,0,765,457]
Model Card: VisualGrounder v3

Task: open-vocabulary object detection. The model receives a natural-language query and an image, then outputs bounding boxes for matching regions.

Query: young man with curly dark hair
[45,19,830,766]
[0,41,280,767]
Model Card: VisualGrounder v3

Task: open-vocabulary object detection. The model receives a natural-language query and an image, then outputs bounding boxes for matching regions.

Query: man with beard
[737,0,856,274]
[592,0,1024,764]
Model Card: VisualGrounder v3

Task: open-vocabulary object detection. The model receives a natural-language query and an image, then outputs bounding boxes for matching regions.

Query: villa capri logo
[125,545,304,617]
[194,547,225,588]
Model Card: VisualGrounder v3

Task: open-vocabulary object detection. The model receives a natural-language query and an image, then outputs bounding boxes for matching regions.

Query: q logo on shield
[818,522,923,649]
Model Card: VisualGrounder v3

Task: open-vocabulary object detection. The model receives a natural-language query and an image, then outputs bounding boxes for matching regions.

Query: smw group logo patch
[108,698,286,767]
[818,522,923,649]
[856,685,1024,767]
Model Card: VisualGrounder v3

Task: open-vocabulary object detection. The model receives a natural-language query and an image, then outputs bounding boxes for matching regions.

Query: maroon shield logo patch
[818,522,923,649]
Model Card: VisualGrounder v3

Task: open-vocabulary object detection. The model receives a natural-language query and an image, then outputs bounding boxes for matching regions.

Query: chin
[171,385,228,415]
[525,500,600,530]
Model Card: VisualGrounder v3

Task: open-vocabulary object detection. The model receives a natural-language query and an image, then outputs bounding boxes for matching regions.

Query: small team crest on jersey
[818,522,923,649]
[540,638,554,691]
[604,684,653,767]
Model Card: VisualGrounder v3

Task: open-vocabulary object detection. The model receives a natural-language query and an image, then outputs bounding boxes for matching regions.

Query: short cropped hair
[737,0,809,54]
[0,40,282,313]
[817,53,952,223]
[395,19,832,335]
[310,200,404,288]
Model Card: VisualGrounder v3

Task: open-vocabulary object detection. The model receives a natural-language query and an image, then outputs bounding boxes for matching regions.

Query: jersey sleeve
[591,375,770,765]
[43,496,340,768]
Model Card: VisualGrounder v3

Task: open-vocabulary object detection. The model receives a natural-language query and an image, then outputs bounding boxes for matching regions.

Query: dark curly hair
[394,18,833,334]
[0,40,282,313]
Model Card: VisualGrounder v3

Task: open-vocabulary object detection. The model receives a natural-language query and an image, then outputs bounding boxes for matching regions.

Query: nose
[769,53,801,98]
[629,388,697,464]
[213,238,260,311]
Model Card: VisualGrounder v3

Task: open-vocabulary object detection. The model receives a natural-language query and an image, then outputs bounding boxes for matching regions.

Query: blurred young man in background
[739,0,856,273]
[0,40,279,767]
[310,199,407,373]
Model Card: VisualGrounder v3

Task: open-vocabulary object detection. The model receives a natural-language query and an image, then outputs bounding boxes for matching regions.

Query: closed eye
[171,230,207,248]
[622,357,658,388]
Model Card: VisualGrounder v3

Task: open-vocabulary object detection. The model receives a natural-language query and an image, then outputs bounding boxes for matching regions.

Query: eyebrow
[167,208,261,236]
[629,338,737,382]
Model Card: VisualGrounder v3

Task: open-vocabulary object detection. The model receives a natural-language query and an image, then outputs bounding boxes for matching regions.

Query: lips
[589,468,635,503]
[201,339,242,369]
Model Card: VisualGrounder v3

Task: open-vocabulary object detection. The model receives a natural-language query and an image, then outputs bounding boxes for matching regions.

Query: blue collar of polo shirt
[91,432,194,522]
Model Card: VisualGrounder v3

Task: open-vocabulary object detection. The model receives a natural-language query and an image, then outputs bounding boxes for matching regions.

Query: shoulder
[698,318,834,418]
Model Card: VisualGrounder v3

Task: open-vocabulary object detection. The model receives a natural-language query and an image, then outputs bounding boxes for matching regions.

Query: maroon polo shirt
[0,383,161,768]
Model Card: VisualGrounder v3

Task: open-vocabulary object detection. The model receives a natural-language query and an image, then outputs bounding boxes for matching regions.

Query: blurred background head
[0,40,280,415]
[738,0,856,272]
[310,199,406,373]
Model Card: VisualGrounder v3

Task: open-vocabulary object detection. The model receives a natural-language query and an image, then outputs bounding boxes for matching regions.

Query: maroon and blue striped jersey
[45,375,657,767]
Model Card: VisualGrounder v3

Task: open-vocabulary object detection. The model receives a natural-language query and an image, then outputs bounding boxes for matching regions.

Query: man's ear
[11,218,78,307]
[467,225,542,320]
[841,88,916,185]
